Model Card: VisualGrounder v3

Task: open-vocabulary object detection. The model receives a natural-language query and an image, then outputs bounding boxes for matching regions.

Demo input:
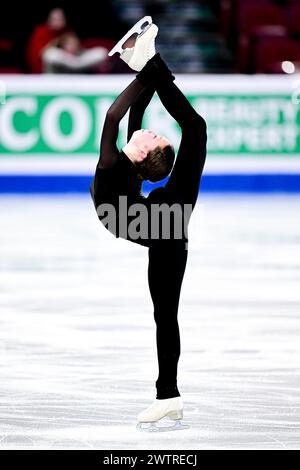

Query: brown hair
[135,145,175,182]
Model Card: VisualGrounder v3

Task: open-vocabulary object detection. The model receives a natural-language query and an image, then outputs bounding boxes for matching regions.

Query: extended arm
[97,78,144,169]
[127,84,155,142]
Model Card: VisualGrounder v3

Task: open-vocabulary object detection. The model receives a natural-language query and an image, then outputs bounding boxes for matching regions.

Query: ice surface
[0,194,299,449]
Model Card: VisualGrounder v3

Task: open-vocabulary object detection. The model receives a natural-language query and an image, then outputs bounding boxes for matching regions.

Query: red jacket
[26,24,67,73]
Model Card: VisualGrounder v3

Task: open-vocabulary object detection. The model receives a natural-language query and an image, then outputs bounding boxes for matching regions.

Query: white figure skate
[108,16,152,57]
[136,396,190,432]
[108,16,158,71]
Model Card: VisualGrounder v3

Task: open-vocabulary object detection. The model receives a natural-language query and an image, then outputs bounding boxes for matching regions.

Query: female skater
[90,17,207,430]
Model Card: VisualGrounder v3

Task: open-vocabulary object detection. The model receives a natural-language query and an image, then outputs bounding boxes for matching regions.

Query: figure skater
[90,17,207,430]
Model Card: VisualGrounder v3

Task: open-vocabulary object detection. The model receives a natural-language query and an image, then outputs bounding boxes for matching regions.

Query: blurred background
[1,0,300,193]
[1,0,300,74]
[1,0,300,450]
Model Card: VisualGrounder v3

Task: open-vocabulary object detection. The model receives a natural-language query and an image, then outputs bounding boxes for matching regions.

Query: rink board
[0,74,300,192]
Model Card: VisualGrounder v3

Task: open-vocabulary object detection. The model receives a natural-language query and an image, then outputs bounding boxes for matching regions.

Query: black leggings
[148,239,188,399]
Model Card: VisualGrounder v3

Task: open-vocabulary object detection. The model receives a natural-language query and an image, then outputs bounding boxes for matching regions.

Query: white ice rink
[0,194,300,449]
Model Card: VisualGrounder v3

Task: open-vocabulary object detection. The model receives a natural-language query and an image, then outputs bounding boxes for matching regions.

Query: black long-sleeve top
[90,74,207,244]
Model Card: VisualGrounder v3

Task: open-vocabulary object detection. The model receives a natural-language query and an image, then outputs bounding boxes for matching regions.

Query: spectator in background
[41,32,108,73]
[26,8,69,73]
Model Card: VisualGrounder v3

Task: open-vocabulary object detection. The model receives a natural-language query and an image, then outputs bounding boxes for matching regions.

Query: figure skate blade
[108,16,153,56]
[136,418,190,433]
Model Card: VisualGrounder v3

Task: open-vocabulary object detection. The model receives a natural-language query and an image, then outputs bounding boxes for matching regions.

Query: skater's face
[130,129,172,161]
